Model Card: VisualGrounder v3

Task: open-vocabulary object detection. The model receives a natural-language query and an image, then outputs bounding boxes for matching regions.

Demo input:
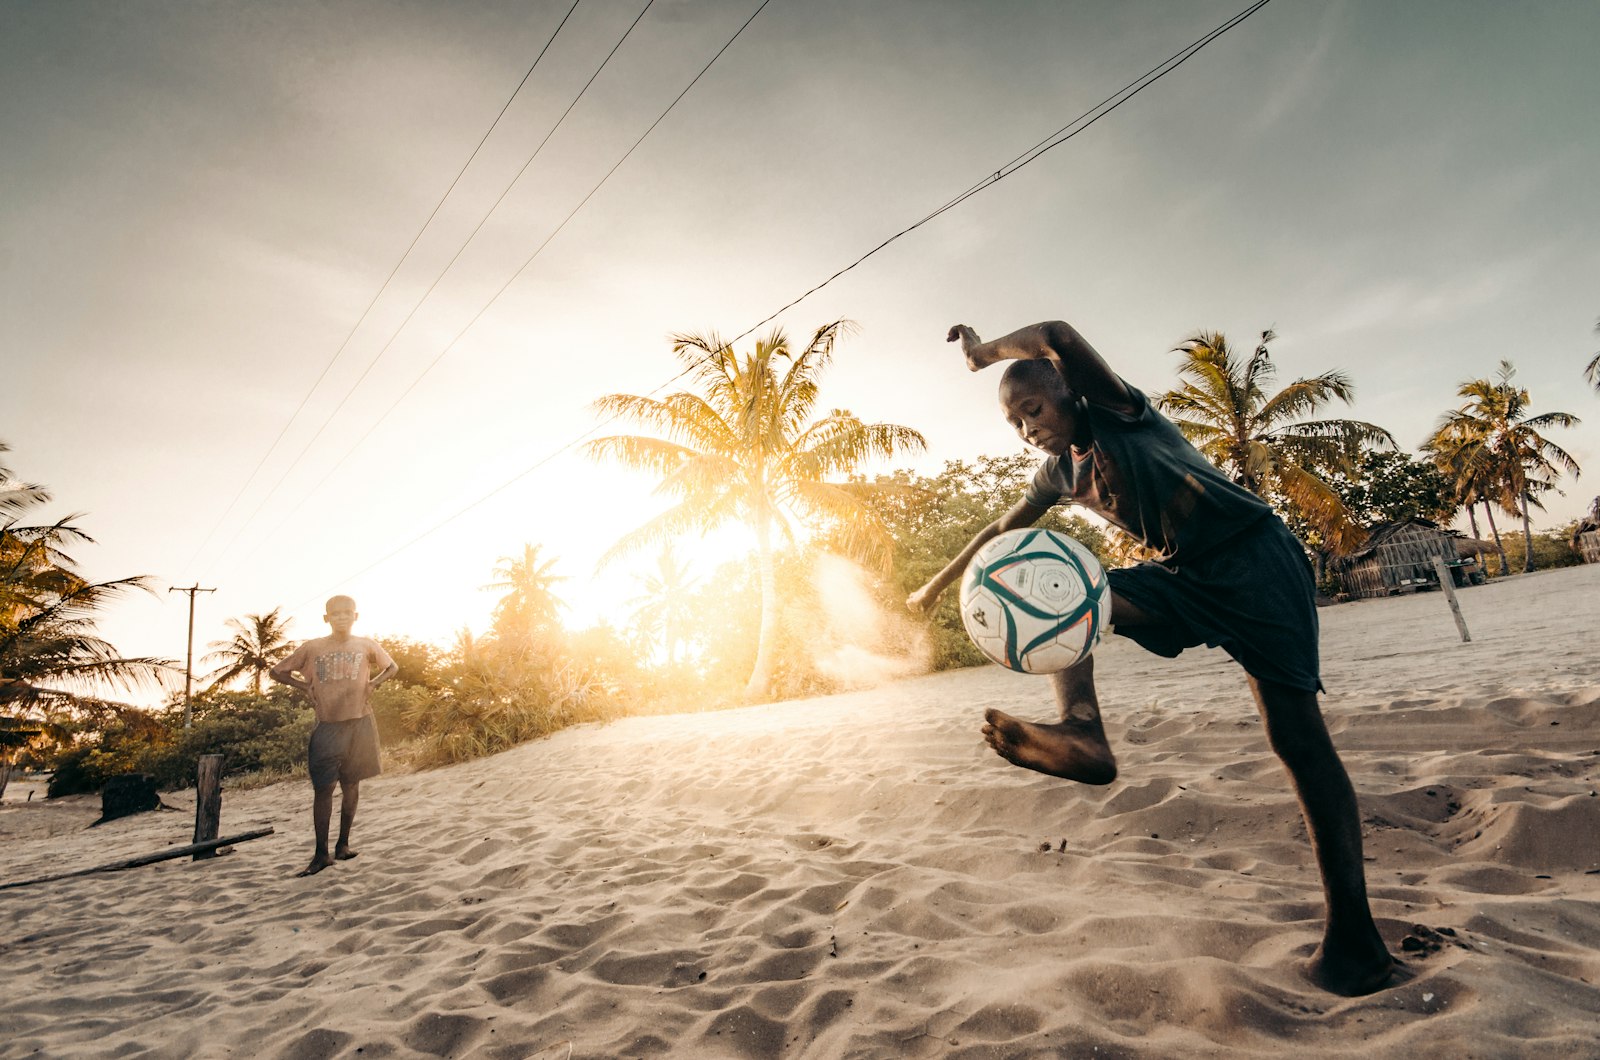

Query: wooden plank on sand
[0,828,274,891]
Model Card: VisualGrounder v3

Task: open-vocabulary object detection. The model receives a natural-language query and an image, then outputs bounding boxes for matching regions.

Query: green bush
[44,690,315,796]
[402,647,616,769]
[370,681,435,744]
[46,738,154,797]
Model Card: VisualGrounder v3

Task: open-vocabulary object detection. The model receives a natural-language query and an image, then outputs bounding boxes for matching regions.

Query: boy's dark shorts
[308,715,382,789]
[1106,516,1323,692]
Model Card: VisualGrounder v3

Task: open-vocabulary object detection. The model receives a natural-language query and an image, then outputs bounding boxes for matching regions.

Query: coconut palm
[0,443,49,520]
[202,608,295,692]
[584,321,926,698]
[1,449,173,742]
[483,543,566,643]
[1422,414,1510,571]
[627,546,699,667]
[1,541,170,716]
[1156,329,1395,555]
[1585,317,1599,394]
[1424,361,1581,573]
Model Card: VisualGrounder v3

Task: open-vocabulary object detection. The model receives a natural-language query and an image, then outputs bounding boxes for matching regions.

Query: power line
[180,0,584,580]
[202,0,664,584]
[724,0,1274,349]
[218,0,773,606]
[296,0,1271,607]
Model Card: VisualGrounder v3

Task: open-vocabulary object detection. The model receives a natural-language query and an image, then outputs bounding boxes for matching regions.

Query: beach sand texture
[2,564,1598,1059]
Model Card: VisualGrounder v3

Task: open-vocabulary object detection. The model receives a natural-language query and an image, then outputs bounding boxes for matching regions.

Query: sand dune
[3,563,1598,1058]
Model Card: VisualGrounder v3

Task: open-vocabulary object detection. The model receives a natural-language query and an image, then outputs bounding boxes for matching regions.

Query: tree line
[3,317,1593,795]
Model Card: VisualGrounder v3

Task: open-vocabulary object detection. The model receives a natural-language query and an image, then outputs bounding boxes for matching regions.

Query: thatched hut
[1575,520,1600,565]
[1330,520,1486,600]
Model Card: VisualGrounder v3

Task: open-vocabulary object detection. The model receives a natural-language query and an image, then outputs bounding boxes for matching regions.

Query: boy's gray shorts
[308,715,381,789]
[1106,516,1323,693]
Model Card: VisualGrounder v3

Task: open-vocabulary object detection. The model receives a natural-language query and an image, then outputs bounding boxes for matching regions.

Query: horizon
[4,0,1597,701]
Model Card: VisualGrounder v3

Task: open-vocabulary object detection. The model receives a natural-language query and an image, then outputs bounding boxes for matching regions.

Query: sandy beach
[3,563,1598,1059]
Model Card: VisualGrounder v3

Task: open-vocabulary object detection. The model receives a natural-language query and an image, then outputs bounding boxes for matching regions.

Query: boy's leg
[297,785,337,877]
[335,781,360,860]
[981,591,1155,784]
[1248,675,1394,995]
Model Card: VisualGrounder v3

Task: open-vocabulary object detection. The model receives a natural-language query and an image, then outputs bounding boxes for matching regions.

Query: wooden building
[1330,520,1484,600]
[1578,529,1600,565]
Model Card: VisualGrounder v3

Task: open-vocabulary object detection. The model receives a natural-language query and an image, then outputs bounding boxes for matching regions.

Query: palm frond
[582,435,699,479]
[595,498,739,568]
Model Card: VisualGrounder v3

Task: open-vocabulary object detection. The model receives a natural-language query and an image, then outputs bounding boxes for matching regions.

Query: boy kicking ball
[907,319,1394,995]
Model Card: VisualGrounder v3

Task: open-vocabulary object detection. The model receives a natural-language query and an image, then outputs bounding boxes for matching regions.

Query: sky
[3,0,1597,704]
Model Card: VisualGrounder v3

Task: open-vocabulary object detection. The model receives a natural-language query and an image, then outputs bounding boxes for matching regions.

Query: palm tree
[0,443,49,520]
[1422,414,1509,571]
[627,546,699,667]
[1157,329,1395,557]
[584,321,926,698]
[483,543,566,643]
[0,451,171,797]
[1,528,171,716]
[1585,317,1599,394]
[1424,361,1581,573]
[202,608,295,692]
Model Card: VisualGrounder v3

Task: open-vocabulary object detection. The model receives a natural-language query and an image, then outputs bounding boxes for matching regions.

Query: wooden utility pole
[168,583,216,729]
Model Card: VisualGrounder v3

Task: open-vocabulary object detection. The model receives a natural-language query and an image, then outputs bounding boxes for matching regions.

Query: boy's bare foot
[334,845,358,861]
[1307,941,1399,996]
[982,708,1117,784]
[296,854,335,878]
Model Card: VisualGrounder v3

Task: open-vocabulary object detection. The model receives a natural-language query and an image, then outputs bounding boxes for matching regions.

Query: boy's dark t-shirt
[278,635,394,724]
[1022,382,1273,562]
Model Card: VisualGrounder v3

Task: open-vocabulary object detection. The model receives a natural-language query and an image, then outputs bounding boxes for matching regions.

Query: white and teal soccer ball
[959,528,1109,674]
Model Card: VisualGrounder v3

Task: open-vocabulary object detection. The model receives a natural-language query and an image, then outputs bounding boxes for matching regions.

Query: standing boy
[907,319,1394,995]
[271,595,397,878]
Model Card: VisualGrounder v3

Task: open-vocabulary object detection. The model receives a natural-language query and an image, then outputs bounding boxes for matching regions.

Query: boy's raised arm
[907,497,1048,615]
[948,320,1134,412]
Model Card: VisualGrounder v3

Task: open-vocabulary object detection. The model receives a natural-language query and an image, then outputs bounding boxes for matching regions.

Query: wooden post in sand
[1431,556,1471,643]
[192,754,223,860]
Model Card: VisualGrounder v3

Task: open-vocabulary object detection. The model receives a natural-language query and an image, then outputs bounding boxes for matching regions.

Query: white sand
[3,563,1598,1058]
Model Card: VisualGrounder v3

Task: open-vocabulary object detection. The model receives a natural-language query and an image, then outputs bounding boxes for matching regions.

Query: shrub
[44,689,315,795]
[46,737,155,797]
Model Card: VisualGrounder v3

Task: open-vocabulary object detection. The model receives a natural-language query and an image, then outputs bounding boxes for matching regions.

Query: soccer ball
[959,528,1109,674]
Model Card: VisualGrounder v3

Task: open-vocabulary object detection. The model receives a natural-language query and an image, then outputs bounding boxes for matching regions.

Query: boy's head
[998,361,1084,456]
[324,595,358,635]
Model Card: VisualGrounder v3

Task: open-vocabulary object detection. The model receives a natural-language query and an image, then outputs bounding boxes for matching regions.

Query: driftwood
[0,828,274,891]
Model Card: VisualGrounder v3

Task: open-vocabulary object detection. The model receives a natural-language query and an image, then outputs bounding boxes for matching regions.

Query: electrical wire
[200,0,658,581]
[252,1,779,594]
[293,0,1272,607]
[179,0,583,579]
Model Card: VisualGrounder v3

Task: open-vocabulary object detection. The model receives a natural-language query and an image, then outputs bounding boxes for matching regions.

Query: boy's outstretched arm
[907,497,1049,615]
[948,320,1134,411]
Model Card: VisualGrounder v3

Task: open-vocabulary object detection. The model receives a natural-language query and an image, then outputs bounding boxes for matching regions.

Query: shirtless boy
[907,319,1395,995]
[270,595,397,878]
